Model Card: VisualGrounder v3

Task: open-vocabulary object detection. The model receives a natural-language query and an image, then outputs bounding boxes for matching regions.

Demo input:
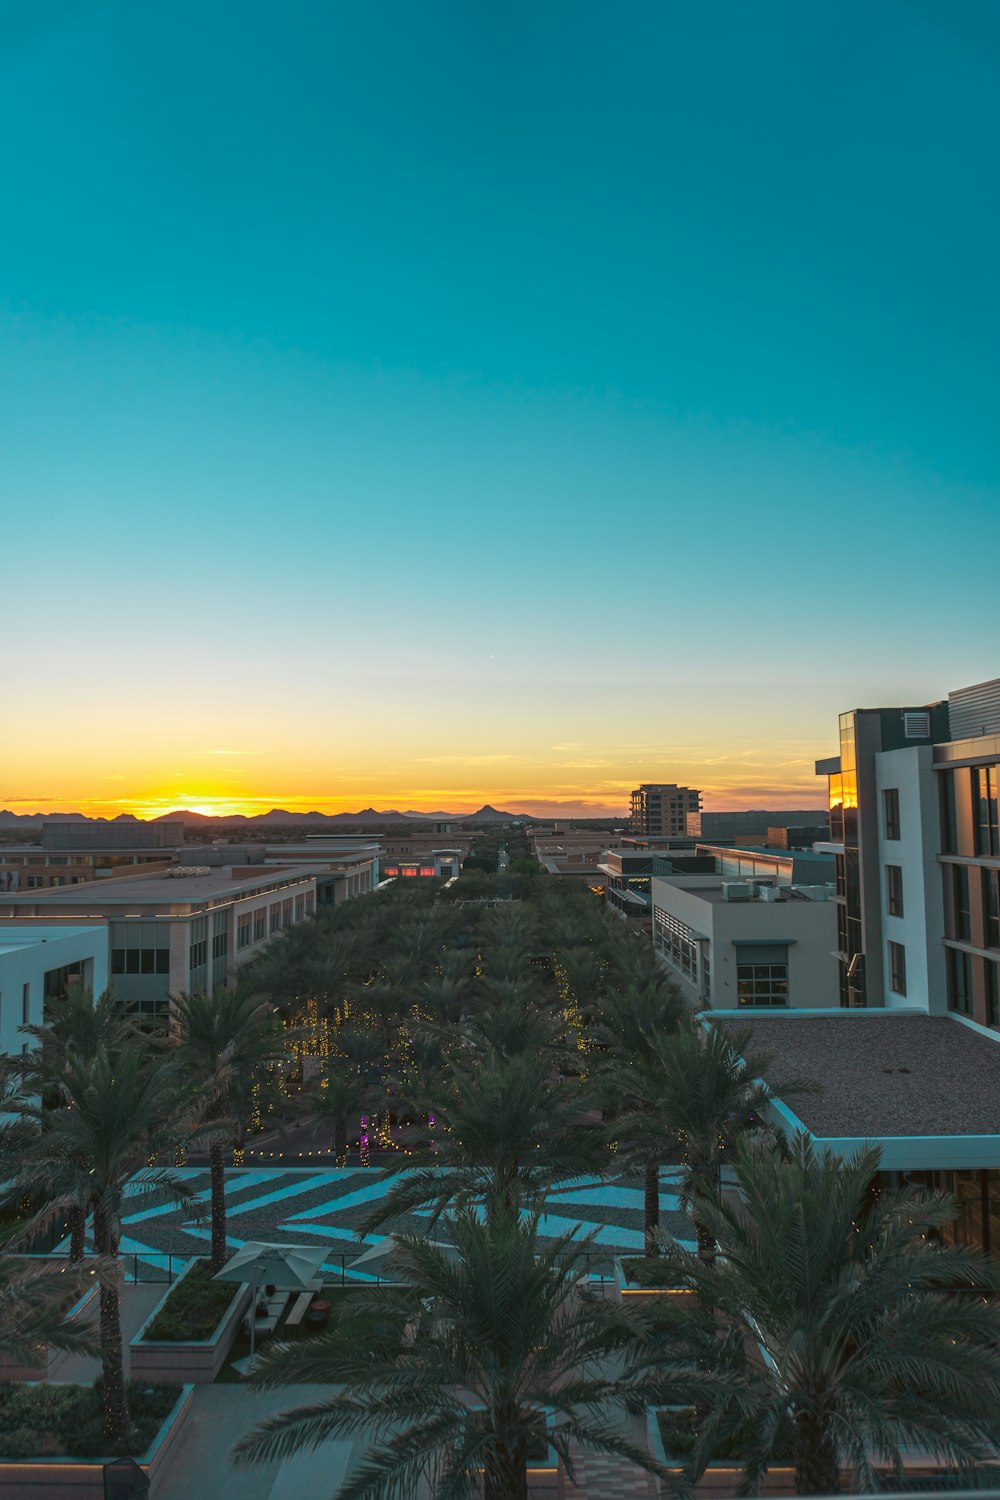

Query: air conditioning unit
[721,881,752,902]
[758,885,783,902]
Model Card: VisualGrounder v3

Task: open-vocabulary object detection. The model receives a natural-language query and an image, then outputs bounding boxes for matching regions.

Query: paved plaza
[85,1164,694,1275]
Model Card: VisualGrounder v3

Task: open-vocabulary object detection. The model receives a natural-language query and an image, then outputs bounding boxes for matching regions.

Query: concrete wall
[875,745,946,1014]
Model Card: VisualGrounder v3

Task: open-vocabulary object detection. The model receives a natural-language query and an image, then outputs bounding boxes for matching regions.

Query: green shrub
[143,1259,237,1342]
[620,1256,693,1289]
[0,1381,180,1458]
[657,1408,793,1463]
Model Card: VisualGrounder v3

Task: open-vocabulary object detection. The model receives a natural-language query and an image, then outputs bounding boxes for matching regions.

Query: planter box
[613,1257,696,1300]
[646,1408,796,1498]
[130,1262,251,1384]
[0,1285,100,1384]
[0,1384,193,1500]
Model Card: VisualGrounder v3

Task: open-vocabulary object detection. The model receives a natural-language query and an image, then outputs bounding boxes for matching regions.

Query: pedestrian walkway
[156,1383,347,1500]
[563,1420,659,1499]
[48,1282,165,1384]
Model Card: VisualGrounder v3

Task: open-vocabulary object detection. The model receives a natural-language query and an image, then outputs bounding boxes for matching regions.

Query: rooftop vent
[903,710,931,739]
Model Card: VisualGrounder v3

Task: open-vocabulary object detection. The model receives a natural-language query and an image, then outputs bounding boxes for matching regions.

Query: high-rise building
[816,676,1000,1015]
[628,783,702,837]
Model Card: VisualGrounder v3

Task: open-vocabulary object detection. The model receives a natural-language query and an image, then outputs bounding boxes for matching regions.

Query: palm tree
[364,1049,608,1232]
[0,1250,99,1365]
[646,1134,1000,1495]
[16,984,136,1261]
[306,1033,381,1165]
[6,1042,195,1444]
[592,985,689,1255]
[624,1023,815,1260]
[233,1207,666,1499]
[173,985,288,1271]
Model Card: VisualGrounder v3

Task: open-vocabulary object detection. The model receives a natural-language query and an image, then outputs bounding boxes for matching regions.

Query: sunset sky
[3,3,998,820]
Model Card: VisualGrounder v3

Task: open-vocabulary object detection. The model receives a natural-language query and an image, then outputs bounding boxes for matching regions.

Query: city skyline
[4,4,997,818]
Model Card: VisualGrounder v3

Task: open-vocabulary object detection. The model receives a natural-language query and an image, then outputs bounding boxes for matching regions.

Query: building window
[883,788,901,841]
[952,864,971,941]
[189,939,207,970]
[22,982,30,1025]
[112,948,170,975]
[253,908,267,942]
[941,771,958,854]
[736,962,788,1007]
[270,906,281,934]
[948,948,973,1015]
[237,914,252,950]
[888,941,907,996]
[212,931,228,960]
[987,961,1000,1029]
[984,869,1000,950]
[975,766,1000,856]
[653,907,699,982]
[886,865,904,918]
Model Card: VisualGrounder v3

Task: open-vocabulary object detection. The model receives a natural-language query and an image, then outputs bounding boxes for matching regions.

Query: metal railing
[20,1247,619,1287]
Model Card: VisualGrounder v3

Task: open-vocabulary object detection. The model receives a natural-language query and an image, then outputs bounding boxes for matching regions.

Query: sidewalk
[48,1281,166,1384]
[157,1383,349,1500]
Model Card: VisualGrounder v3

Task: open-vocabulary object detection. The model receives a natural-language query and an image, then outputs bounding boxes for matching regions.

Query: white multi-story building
[0,925,109,1061]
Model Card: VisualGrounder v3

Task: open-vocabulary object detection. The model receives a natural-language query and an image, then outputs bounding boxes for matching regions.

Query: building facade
[817,676,1000,1018]
[0,925,109,1061]
[650,872,838,1011]
[0,865,322,1023]
[628,784,702,838]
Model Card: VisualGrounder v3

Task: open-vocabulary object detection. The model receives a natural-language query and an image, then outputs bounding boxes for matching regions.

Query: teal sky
[2,2,998,816]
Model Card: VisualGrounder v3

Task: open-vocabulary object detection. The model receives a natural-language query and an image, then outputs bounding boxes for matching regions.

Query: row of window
[652,907,699,982]
[112,948,170,975]
[948,949,1000,1027]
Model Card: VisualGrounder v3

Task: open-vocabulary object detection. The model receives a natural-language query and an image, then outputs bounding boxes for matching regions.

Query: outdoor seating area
[242,1291,289,1341]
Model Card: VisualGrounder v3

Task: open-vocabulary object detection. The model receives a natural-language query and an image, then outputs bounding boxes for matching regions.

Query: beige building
[629,784,702,837]
[0,864,325,1024]
[650,870,838,1011]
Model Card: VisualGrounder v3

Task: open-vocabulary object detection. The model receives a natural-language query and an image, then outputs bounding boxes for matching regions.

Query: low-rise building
[650,870,838,1011]
[382,849,463,880]
[0,865,322,1023]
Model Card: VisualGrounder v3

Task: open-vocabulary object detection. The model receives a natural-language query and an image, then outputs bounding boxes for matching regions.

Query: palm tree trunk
[484,1445,529,1500]
[334,1114,347,1167]
[209,1138,228,1273]
[643,1159,659,1256]
[69,1203,87,1262]
[795,1413,840,1495]
[94,1206,130,1445]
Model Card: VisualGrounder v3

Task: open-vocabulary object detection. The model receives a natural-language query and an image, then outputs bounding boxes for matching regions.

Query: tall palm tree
[6,1042,195,1444]
[173,985,288,1271]
[363,1049,608,1232]
[306,1033,381,1165]
[624,1023,815,1260]
[592,985,689,1255]
[233,1207,667,1499]
[16,984,136,1261]
[646,1134,1000,1495]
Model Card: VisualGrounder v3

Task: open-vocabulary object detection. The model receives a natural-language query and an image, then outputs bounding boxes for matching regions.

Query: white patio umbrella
[214,1241,329,1356]
[349,1234,458,1282]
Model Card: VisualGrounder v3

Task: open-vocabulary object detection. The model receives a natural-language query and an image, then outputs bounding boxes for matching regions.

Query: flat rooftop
[0,865,319,907]
[714,1011,1000,1143]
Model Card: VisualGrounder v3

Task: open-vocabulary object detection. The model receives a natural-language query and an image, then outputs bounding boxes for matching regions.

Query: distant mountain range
[0,804,528,828]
